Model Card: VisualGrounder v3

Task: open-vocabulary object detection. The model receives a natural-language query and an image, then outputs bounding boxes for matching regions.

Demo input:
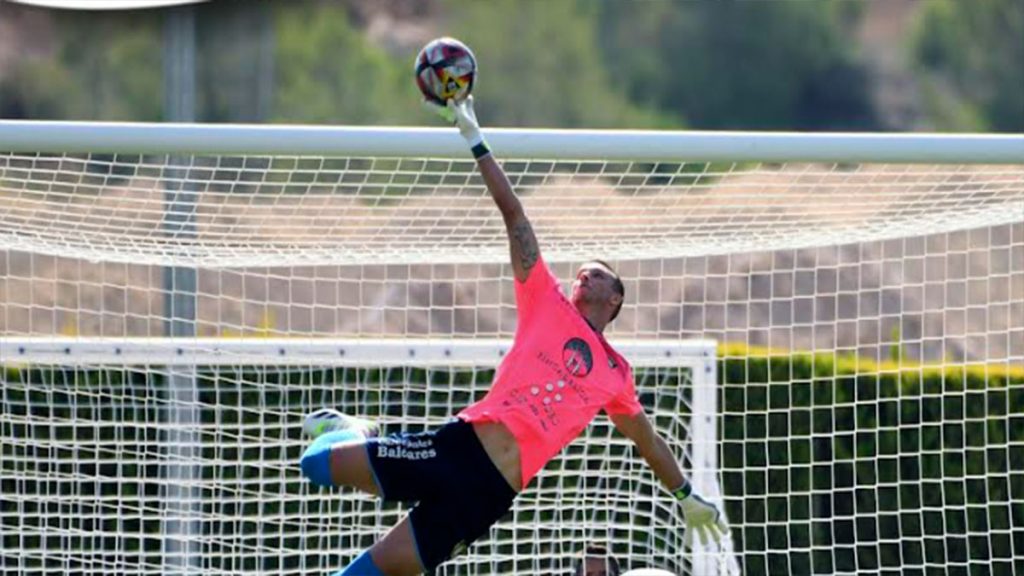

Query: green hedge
[718,346,1024,576]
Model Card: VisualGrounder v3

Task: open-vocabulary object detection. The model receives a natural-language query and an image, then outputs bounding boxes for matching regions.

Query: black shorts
[365,418,517,570]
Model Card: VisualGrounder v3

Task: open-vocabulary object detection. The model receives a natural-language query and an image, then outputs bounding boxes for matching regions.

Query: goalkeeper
[299,96,729,576]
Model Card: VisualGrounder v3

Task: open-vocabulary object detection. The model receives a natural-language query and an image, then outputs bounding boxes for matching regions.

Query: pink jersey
[458,256,643,486]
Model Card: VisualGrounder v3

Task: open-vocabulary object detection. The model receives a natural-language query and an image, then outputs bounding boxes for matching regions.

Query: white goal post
[1,121,1022,575]
[1,337,728,576]
[0,122,1020,268]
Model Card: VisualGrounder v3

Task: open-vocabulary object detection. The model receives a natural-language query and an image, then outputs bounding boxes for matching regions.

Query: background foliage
[911,0,1024,132]
[0,0,1020,131]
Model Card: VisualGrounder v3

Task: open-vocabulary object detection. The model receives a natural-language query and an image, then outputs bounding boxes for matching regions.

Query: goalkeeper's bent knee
[332,549,384,576]
[300,429,362,487]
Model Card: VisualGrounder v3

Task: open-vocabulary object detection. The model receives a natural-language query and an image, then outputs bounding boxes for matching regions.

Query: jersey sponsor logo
[376,444,437,461]
[561,337,593,377]
[379,437,433,450]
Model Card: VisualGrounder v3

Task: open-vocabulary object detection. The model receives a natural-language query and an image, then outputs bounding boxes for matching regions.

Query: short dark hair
[590,259,625,322]
[573,544,621,576]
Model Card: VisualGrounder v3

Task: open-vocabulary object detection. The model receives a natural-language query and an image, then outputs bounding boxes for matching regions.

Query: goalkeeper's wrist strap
[471,140,491,160]
[672,480,693,501]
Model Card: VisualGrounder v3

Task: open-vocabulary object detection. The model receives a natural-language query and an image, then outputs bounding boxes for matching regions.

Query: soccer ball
[414,37,477,105]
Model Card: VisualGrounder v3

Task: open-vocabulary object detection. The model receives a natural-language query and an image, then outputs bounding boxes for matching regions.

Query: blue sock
[299,429,362,487]
[332,549,384,576]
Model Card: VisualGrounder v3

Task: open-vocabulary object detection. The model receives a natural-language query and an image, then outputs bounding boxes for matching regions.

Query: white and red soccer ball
[414,37,477,105]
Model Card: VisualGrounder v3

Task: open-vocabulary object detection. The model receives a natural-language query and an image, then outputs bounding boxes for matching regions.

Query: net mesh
[1,357,720,575]
[1,143,1022,575]
[1,153,1021,266]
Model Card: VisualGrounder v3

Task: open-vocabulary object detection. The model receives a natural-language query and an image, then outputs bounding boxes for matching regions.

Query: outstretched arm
[432,97,539,282]
[477,155,538,282]
[611,410,729,547]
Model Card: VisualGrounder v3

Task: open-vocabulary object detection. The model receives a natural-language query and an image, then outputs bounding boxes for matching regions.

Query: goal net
[1,122,1022,575]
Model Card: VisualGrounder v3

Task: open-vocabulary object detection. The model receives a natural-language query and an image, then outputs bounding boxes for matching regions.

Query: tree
[442,0,675,129]
[912,0,1024,132]
[272,2,419,125]
[1,10,161,121]
[596,1,876,130]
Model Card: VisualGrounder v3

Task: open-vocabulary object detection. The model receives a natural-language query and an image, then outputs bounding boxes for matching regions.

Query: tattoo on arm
[511,219,539,276]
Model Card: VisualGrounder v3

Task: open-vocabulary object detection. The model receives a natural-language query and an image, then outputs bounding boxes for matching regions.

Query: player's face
[571,263,619,309]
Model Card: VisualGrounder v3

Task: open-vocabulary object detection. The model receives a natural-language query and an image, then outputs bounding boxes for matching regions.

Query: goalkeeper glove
[302,408,379,439]
[425,96,491,159]
[673,481,729,548]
